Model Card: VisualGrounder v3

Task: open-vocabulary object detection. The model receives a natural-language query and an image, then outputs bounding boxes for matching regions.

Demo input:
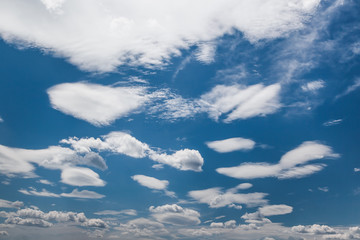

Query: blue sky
[0,0,360,239]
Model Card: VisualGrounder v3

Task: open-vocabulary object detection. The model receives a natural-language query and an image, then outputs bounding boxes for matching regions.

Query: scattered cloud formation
[132,175,175,197]
[0,0,321,72]
[292,224,336,234]
[217,141,339,179]
[149,204,201,226]
[206,137,255,153]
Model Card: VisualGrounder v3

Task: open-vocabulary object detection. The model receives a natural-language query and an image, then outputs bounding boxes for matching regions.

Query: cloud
[0,199,23,209]
[131,175,175,197]
[318,187,329,192]
[62,131,204,172]
[149,204,201,226]
[19,188,60,198]
[323,119,343,127]
[94,209,137,216]
[258,205,293,216]
[206,137,255,153]
[0,231,8,236]
[0,0,321,72]
[301,80,325,92]
[48,83,148,126]
[2,207,108,229]
[292,224,337,234]
[200,84,282,122]
[354,168,360,172]
[188,185,267,209]
[216,141,339,179]
[115,218,169,238]
[195,42,216,64]
[335,78,360,100]
[61,167,106,187]
[60,189,105,199]
[37,179,55,186]
[0,117,3,123]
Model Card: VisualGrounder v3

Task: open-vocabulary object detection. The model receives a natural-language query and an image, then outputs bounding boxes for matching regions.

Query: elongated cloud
[206,137,255,153]
[0,0,321,72]
[48,82,282,126]
[149,204,201,226]
[216,141,339,179]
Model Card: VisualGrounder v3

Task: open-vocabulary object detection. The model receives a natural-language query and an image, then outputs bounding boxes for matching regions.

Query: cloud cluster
[0,0,321,72]
[217,141,339,179]
[0,199,23,209]
[0,131,204,188]
[19,187,105,199]
[48,82,282,126]
[2,207,108,229]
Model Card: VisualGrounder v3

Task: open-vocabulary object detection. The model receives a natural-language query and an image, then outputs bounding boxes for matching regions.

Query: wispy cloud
[335,78,360,100]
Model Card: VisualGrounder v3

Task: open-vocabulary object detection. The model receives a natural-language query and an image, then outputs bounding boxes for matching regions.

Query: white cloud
[301,80,325,92]
[0,199,23,209]
[60,189,105,199]
[318,187,329,192]
[216,141,339,179]
[354,168,360,172]
[37,179,55,186]
[19,188,60,198]
[131,175,168,190]
[149,204,201,226]
[323,119,343,127]
[48,83,148,126]
[335,78,360,100]
[195,42,216,64]
[0,0,321,72]
[61,167,106,187]
[206,137,255,153]
[115,218,169,238]
[188,185,267,209]
[0,116,3,123]
[258,205,293,216]
[199,83,282,122]
[94,209,137,216]
[292,224,336,234]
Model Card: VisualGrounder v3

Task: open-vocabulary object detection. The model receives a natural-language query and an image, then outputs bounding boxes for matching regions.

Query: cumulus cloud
[62,131,204,172]
[292,224,337,234]
[149,204,201,226]
[188,185,267,209]
[37,179,55,186]
[199,84,282,122]
[206,137,255,153]
[0,0,321,72]
[48,83,148,126]
[216,141,339,179]
[115,218,169,238]
[2,207,108,229]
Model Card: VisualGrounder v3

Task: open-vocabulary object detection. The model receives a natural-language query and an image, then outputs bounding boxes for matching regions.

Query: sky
[0,0,360,239]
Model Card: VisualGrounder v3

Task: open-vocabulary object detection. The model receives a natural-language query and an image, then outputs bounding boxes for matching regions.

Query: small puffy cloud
[323,119,343,127]
[60,189,105,199]
[318,187,329,192]
[354,168,360,172]
[149,204,200,226]
[200,84,282,123]
[48,83,148,126]
[292,224,337,234]
[217,141,339,180]
[0,0,321,72]
[37,179,55,186]
[258,205,293,216]
[132,175,168,190]
[0,199,23,209]
[301,80,325,92]
[188,185,267,209]
[61,167,106,187]
[206,137,255,153]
